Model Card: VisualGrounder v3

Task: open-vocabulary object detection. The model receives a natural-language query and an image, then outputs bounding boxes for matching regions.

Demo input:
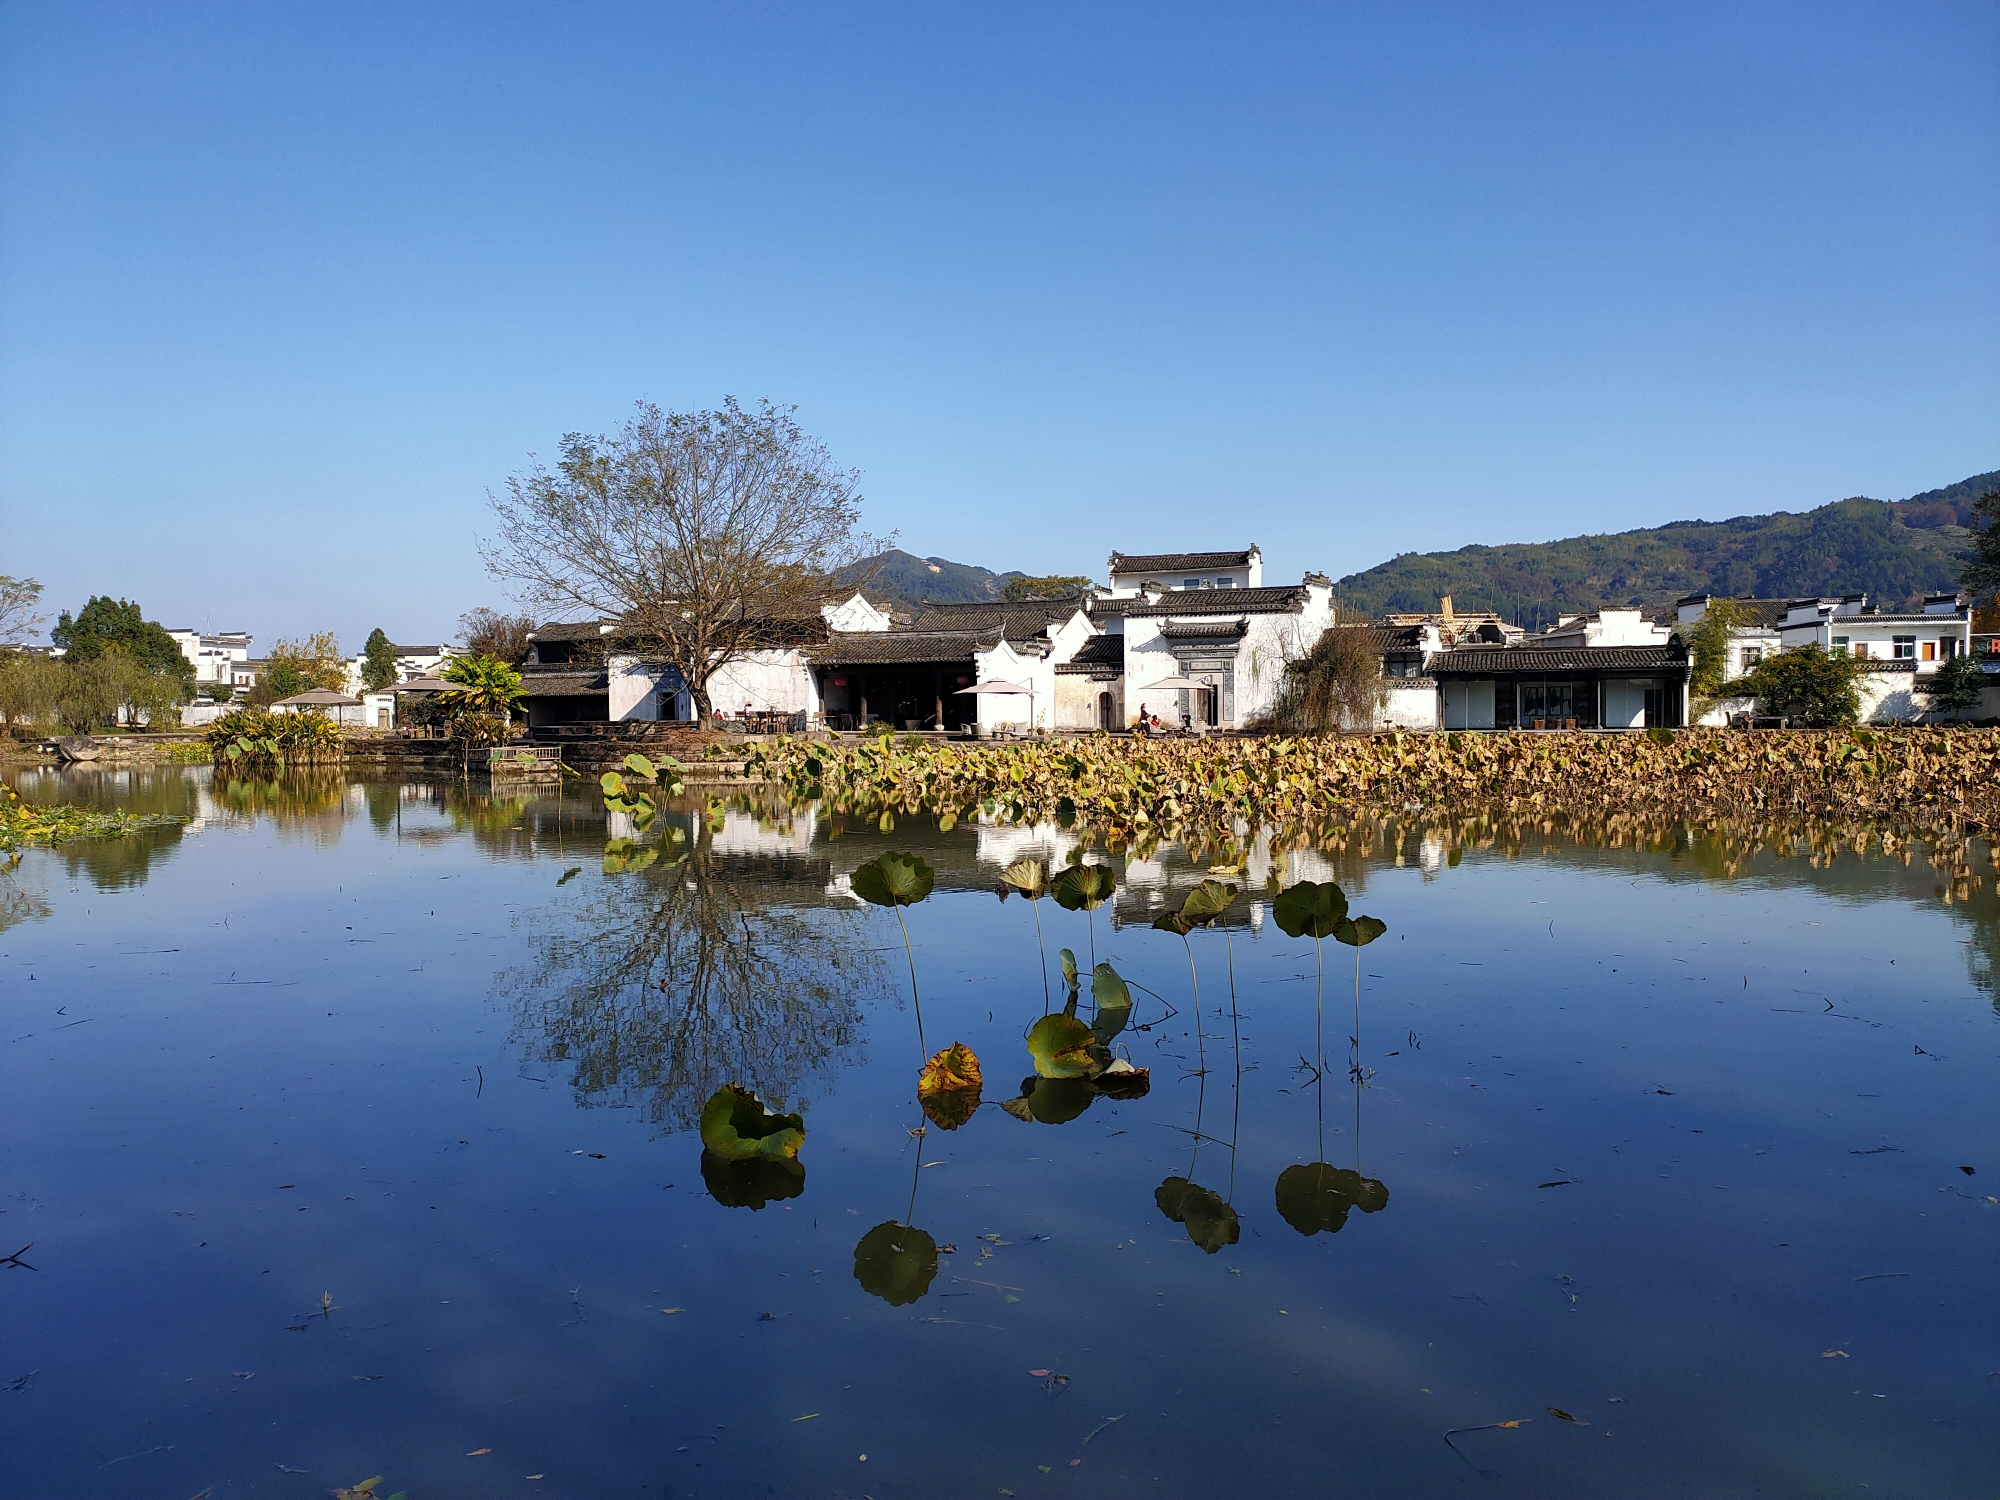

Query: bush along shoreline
[738,727,2000,838]
[204,707,344,769]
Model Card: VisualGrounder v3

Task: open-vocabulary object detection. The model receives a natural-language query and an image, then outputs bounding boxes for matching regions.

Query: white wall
[1381,680,1439,731]
[1440,680,1496,730]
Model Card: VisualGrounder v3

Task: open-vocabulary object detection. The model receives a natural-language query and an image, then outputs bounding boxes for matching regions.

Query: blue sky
[2,2,1995,647]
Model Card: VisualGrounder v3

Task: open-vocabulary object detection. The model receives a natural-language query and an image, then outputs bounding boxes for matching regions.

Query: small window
[1214,578,1234,588]
[1740,647,1764,668]
[1184,578,1200,590]
[1830,636,1849,655]
[1893,635,1916,659]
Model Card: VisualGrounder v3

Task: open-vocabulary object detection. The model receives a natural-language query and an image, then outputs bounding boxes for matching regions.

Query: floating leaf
[556,866,582,886]
[1027,1014,1097,1078]
[1273,1163,1389,1237]
[917,1043,983,1131]
[1000,858,1049,899]
[851,852,935,908]
[1155,1176,1239,1254]
[1058,948,1079,991]
[1001,1075,1097,1125]
[1051,862,1117,912]
[697,1084,805,1162]
[853,1221,939,1305]
[1092,1058,1150,1099]
[1334,914,1387,948]
[1154,878,1238,935]
[699,1149,805,1210]
[1090,963,1133,1044]
[1272,880,1348,940]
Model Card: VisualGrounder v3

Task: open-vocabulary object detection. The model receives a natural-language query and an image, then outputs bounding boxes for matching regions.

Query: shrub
[1731,645,1863,728]
[204,706,343,764]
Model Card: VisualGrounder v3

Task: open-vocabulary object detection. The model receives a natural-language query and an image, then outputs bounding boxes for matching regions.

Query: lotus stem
[1032,898,1050,1014]
[894,905,925,1055]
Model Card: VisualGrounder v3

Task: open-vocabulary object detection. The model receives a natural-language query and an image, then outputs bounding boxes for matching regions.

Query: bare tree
[1264,626,1389,733]
[458,607,536,665]
[482,399,879,726]
[0,575,45,643]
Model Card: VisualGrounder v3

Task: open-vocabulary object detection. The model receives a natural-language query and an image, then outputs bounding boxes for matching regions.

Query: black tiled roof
[1109,549,1255,574]
[519,669,610,697]
[527,620,614,642]
[1054,634,1125,676]
[1159,619,1248,641]
[1125,585,1308,618]
[810,630,1000,666]
[1323,624,1426,653]
[1427,645,1689,676]
[910,600,1085,637]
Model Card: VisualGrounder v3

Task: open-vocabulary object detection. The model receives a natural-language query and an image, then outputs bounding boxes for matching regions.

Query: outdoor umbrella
[1137,674,1217,729]
[954,678,1037,732]
[273,687,365,727]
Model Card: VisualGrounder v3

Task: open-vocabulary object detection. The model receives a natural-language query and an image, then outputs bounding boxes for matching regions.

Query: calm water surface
[3,767,1997,1498]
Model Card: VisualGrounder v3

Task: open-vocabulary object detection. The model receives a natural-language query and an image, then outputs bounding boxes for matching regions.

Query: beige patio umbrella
[955,678,1037,731]
[273,687,364,726]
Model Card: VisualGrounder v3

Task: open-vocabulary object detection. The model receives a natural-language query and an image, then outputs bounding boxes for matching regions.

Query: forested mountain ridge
[840,549,1027,611]
[1332,469,1999,624]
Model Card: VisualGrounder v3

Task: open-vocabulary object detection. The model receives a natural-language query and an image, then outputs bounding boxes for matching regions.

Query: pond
[3,766,1997,1499]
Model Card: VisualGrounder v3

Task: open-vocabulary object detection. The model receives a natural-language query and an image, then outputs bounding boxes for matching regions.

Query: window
[1830,636,1849,655]
[1214,578,1235,588]
[1184,578,1200,590]
[1740,647,1764,668]
[1893,636,1916,660]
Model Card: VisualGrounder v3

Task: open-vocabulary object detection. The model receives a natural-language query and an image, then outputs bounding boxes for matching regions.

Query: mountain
[840,549,1026,612]
[1333,470,2000,625]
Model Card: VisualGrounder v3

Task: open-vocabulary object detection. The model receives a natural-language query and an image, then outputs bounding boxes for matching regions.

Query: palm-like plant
[442,653,526,716]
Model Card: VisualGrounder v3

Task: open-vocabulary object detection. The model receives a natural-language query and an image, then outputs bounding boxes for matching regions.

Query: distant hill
[840,549,1027,612]
[1334,470,2000,625]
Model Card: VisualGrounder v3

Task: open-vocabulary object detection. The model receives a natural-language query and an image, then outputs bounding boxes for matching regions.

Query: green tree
[49,596,193,692]
[442,653,526,716]
[1959,487,2000,594]
[1002,574,1096,601]
[0,652,64,728]
[360,628,399,691]
[1924,654,1986,720]
[262,632,348,700]
[1736,644,1863,728]
[1683,597,1742,698]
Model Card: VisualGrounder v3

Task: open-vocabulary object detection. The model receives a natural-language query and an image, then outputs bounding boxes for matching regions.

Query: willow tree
[482,398,876,727]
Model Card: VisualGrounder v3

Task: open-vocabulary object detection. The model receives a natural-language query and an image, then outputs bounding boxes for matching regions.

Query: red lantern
[833,676,849,687]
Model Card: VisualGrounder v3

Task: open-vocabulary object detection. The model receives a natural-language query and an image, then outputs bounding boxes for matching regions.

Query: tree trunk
[690,679,714,730]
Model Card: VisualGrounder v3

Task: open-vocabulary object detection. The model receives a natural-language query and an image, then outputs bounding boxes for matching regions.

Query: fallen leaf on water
[1823,1349,1849,1358]
[662,1307,687,1315]
[588,1153,606,1159]
[467,1447,492,1456]
[918,1042,984,1131]
[1038,1466,1052,1474]
[1028,1368,1051,1377]
[231,1370,254,1378]
[792,1413,820,1421]
[1547,1407,1588,1425]
[525,1476,545,1482]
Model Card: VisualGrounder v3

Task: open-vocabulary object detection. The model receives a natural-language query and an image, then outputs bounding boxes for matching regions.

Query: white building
[342,642,463,696]
[166,628,253,689]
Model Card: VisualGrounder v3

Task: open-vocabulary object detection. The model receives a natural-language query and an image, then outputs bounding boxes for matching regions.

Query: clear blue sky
[3,2,1995,648]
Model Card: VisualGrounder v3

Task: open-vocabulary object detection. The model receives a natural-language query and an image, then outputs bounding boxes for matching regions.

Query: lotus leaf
[1027,1013,1097,1078]
[697,1084,805,1162]
[1051,862,1117,912]
[1000,857,1049,898]
[1091,1058,1151,1100]
[1000,1075,1097,1125]
[1274,1162,1388,1236]
[623,752,657,779]
[1334,914,1388,947]
[1154,1176,1240,1254]
[1058,947,1079,991]
[850,852,935,908]
[917,1042,983,1131]
[700,1149,805,1210]
[1273,880,1348,940]
[600,771,627,797]
[853,1221,940,1305]
[1090,962,1133,1044]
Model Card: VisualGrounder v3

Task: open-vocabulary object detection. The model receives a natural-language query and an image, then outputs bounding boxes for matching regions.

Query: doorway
[1098,691,1114,731]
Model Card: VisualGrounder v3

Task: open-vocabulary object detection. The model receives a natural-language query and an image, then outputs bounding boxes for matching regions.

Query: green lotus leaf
[1273,880,1348,940]
[1179,878,1238,927]
[630,799,656,831]
[699,1149,805,1210]
[1051,862,1117,912]
[1334,914,1388,948]
[1058,947,1079,991]
[853,1221,939,1306]
[600,771,627,797]
[622,752,657,780]
[1090,962,1133,1044]
[999,1075,1096,1125]
[1152,909,1193,936]
[1000,857,1049,898]
[697,1084,805,1162]
[1154,1176,1240,1254]
[1274,1163,1389,1237]
[1055,796,1077,826]
[1027,1013,1097,1078]
[850,852,935,908]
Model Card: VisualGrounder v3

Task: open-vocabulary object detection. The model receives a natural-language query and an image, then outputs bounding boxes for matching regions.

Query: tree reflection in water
[502,815,879,1134]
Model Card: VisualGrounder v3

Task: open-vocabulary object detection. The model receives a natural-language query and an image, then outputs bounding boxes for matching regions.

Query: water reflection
[501,811,878,1133]
[853,1125,941,1306]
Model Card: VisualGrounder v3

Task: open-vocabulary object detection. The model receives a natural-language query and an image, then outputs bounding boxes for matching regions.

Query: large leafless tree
[482,399,876,726]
